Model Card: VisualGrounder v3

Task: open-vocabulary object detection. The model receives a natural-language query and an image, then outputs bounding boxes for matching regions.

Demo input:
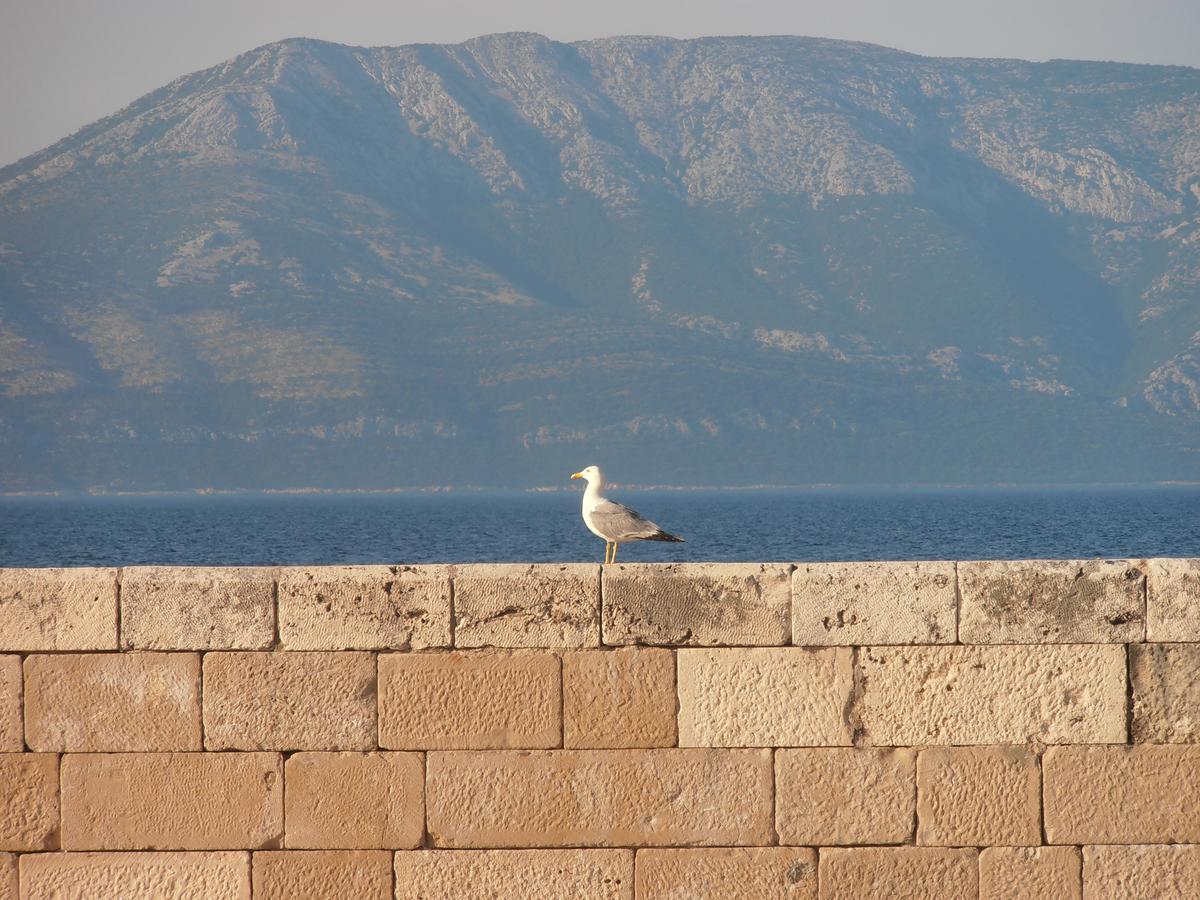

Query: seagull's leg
[612,543,618,563]
[604,542,612,565]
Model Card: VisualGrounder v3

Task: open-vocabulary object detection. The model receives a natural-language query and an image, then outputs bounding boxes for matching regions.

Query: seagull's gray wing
[591,498,682,542]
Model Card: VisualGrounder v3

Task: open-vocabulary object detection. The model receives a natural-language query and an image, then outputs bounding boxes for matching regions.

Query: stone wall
[1,560,1198,899]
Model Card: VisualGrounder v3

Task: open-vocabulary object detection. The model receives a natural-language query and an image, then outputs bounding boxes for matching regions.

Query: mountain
[1,33,1198,491]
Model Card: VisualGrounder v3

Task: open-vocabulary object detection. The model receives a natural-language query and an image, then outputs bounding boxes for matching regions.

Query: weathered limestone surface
[1130,642,1200,742]
[277,565,450,650]
[454,564,600,648]
[60,752,283,850]
[917,746,1041,846]
[677,648,851,747]
[394,849,634,899]
[636,847,818,899]
[1044,745,1200,844]
[23,653,201,752]
[564,649,677,748]
[603,563,791,646]
[775,748,916,846]
[858,644,1127,745]
[284,752,423,850]
[19,852,251,900]
[1084,844,1200,899]
[959,559,1145,643]
[1146,557,1200,641]
[252,851,392,900]
[426,749,773,847]
[120,567,273,650]
[203,652,376,751]
[980,846,1081,900]
[0,853,12,900]
[378,651,559,750]
[0,658,19,752]
[792,561,956,645]
[0,568,116,651]
[819,847,978,900]
[0,754,58,851]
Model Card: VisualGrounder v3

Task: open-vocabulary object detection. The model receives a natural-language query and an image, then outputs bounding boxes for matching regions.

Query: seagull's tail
[645,530,684,542]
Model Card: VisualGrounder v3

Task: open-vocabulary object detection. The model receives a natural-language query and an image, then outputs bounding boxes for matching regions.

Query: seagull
[570,465,684,563]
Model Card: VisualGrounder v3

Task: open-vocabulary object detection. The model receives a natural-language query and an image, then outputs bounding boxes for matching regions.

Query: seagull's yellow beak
[570,472,583,479]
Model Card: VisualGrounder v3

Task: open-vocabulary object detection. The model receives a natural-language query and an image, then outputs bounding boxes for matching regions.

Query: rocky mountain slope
[1,33,1198,489]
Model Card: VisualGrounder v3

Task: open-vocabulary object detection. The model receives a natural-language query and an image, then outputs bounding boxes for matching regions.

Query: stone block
[980,847,1081,900]
[60,752,283,850]
[1084,844,1200,899]
[203,652,375,751]
[0,853,11,900]
[24,652,201,752]
[859,644,1126,745]
[637,847,817,899]
[1130,642,1200,743]
[284,752,423,849]
[959,559,1144,643]
[819,848,978,900]
[1044,745,1200,843]
[792,561,955,645]
[277,565,450,650]
[0,567,117,651]
[378,651,559,750]
[563,649,676,748]
[602,563,790,646]
[678,648,851,747]
[427,749,773,847]
[252,851,392,900]
[916,745,1041,846]
[1146,557,1200,641]
[0,753,59,851]
[18,852,251,900]
[0,658,19,752]
[775,748,916,845]
[120,566,273,650]
[394,850,633,899]
[453,564,601,648]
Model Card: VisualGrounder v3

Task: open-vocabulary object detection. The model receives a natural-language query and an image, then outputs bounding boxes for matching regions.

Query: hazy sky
[3,0,1198,167]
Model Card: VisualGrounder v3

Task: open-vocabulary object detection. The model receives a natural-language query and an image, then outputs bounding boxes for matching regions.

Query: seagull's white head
[570,465,604,486]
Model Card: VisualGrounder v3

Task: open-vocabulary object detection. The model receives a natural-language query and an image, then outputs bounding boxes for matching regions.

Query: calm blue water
[0,486,1197,567]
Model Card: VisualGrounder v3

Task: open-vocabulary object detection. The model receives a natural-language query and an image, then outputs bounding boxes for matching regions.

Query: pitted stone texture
[0,753,58,851]
[1131,643,1200,743]
[792,561,955,645]
[203,652,375,751]
[678,648,851,747]
[1147,557,1200,640]
[637,847,817,899]
[24,652,201,751]
[0,854,12,900]
[819,848,978,900]
[1084,844,1200,899]
[379,651,559,750]
[120,566,273,650]
[917,745,1041,846]
[564,648,676,748]
[454,564,601,648]
[19,852,251,900]
[253,851,391,900]
[284,752,423,849]
[859,644,1126,745]
[60,752,283,850]
[394,849,633,899]
[981,847,1081,900]
[427,748,773,847]
[603,563,791,646]
[959,559,1145,643]
[775,748,916,845]
[0,567,116,651]
[0,658,19,751]
[277,565,450,650]
[1044,745,1200,843]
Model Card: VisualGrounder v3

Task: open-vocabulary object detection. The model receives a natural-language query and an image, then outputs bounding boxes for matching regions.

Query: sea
[0,485,1197,567]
